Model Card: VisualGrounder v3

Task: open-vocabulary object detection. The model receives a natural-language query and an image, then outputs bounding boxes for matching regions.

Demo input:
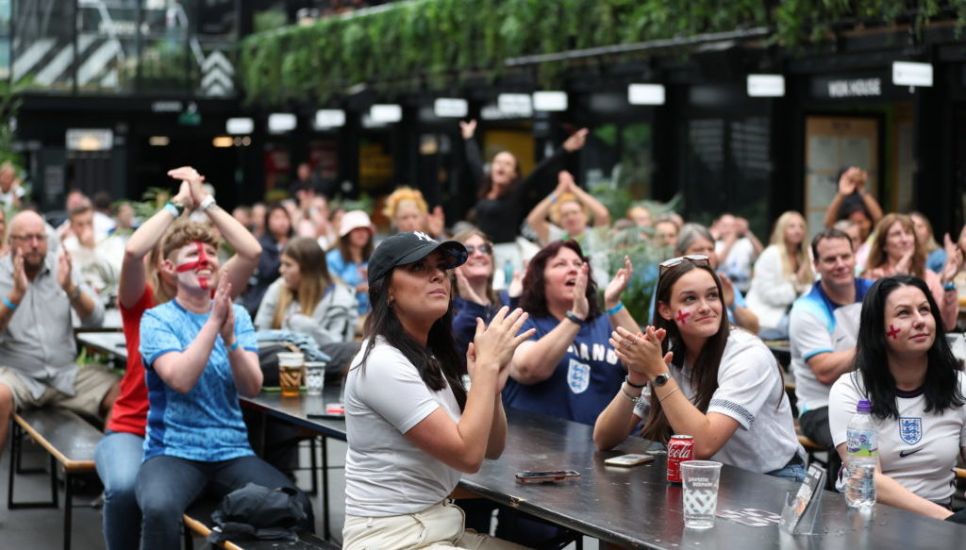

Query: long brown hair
[519,240,601,320]
[642,261,730,444]
[272,237,333,329]
[769,211,813,283]
[451,228,499,306]
[865,213,926,279]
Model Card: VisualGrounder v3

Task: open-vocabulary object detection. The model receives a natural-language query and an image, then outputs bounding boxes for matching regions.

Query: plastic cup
[681,460,723,530]
[277,352,304,398]
[305,361,327,396]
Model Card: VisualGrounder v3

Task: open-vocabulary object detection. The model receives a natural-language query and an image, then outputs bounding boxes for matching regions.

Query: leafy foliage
[240,0,966,106]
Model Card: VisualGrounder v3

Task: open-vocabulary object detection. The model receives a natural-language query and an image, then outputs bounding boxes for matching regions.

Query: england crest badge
[898,417,922,445]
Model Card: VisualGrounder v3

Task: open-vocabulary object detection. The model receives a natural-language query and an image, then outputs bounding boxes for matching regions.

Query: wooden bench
[183,498,340,550]
[7,408,102,550]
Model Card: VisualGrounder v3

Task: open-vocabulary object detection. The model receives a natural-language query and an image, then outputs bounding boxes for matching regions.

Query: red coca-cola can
[667,434,694,483]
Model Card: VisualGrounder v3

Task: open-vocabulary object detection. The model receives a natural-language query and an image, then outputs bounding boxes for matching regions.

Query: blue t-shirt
[503,314,624,425]
[326,249,369,314]
[139,300,259,463]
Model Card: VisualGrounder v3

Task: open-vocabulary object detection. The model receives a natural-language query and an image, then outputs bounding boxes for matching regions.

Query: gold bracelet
[658,386,681,403]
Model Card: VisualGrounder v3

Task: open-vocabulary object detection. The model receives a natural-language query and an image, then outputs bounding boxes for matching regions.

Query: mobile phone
[307,402,345,419]
[604,453,655,467]
[514,470,581,484]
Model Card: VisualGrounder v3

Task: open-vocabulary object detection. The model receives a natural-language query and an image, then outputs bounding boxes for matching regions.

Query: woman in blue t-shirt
[507,240,639,425]
[326,210,373,315]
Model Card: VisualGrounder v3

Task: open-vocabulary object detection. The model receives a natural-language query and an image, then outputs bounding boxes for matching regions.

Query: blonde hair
[271,237,332,329]
[382,187,428,220]
[769,211,813,283]
[866,213,927,279]
[549,193,586,225]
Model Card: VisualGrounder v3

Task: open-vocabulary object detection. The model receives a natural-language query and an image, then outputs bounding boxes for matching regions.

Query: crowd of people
[0,122,963,549]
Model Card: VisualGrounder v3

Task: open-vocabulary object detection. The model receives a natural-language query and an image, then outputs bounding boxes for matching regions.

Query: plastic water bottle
[845,399,877,510]
[503,260,514,288]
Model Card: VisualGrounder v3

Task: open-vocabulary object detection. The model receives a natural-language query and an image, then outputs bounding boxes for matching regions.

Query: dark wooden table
[460,409,966,549]
[239,396,966,549]
[76,331,127,362]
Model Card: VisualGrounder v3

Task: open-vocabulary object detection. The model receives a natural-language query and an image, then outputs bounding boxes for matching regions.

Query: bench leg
[309,437,319,496]
[321,437,330,541]
[7,419,59,509]
[63,473,73,550]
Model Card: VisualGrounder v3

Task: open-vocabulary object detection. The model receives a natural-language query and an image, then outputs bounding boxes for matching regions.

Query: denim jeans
[136,454,312,550]
[94,431,144,550]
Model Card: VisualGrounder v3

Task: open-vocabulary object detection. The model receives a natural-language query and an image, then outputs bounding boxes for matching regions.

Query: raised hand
[941,248,963,284]
[469,307,534,377]
[719,273,736,308]
[895,249,915,276]
[605,256,633,308]
[554,170,574,195]
[427,205,446,237]
[11,249,29,299]
[171,180,196,211]
[570,263,590,319]
[167,166,206,205]
[838,167,864,195]
[210,277,232,325]
[455,269,487,305]
[562,128,589,152]
[220,298,236,345]
[57,249,73,293]
[507,266,525,299]
[459,119,477,140]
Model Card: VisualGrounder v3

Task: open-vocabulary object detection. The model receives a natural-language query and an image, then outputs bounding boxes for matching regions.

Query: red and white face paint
[663,269,722,340]
[175,241,217,291]
[882,285,935,354]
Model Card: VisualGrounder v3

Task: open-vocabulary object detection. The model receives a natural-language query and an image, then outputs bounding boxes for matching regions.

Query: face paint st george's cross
[175,241,213,290]
[887,324,901,340]
[675,309,691,325]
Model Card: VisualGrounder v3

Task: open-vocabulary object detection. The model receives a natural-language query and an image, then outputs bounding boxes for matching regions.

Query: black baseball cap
[368,231,468,285]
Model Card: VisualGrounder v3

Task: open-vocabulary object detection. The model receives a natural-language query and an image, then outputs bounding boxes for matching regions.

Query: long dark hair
[358,268,467,409]
[852,276,964,420]
[642,261,730,444]
[518,240,601,320]
[477,151,519,200]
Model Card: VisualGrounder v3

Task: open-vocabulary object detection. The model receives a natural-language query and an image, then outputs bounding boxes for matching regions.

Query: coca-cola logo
[668,447,693,458]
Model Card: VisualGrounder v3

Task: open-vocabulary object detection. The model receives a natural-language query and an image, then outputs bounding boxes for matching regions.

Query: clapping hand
[610,326,673,381]
[57,249,74,293]
[570,263,590,320]
[467,307,535,391]
[605,256,632,309]
[455,269,488,306]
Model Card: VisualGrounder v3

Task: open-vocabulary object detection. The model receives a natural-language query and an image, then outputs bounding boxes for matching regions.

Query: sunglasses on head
[464,243,493,256]
[658,254,711,275]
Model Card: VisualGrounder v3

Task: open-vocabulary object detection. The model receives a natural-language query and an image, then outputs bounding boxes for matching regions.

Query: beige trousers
[343,500,531,550]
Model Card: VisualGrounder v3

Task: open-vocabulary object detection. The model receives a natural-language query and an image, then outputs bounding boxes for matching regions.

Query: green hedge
[240,0,966,106]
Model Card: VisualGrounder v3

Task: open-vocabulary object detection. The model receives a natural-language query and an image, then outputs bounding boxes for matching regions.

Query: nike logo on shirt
[899,448,922,457]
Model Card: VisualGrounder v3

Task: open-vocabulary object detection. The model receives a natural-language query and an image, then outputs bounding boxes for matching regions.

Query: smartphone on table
[514,470,581,484]
[603,453,655,467]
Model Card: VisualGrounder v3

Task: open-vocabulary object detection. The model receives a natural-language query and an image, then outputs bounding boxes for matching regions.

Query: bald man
[0,210,116,456]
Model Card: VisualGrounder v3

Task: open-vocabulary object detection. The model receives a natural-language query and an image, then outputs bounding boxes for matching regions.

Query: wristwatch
[564,310,585,325]
[652,371,671,387]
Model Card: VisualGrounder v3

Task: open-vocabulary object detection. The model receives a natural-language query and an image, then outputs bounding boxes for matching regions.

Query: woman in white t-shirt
[594,255,805,480]
[829,275,966,522]
[342,232,534,550]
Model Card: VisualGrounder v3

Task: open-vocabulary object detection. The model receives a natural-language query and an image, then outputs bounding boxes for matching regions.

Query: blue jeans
[136,454,313,550]
[94,431,144,550]
[767,461,807,483]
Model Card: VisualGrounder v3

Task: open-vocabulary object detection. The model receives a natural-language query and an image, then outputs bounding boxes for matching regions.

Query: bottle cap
[856,399,872,413]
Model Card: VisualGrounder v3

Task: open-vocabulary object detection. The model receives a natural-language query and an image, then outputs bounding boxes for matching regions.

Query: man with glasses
[0,210,115,458]
[789,228,873,450]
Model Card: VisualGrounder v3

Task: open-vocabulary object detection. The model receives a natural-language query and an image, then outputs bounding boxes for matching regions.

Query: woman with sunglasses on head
[450,229,521,359]
[594,255,805,481]
[343,232,533,549]
[506,240,638,426]
[828,276,966,523]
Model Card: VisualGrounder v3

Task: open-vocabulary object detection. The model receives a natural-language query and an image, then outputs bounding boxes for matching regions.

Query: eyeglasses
[464,243,493,256]
[10,233,46,243]
[659,254,711,275]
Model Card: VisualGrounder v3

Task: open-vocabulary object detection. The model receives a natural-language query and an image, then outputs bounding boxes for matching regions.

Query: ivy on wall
[240,0,966,106]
